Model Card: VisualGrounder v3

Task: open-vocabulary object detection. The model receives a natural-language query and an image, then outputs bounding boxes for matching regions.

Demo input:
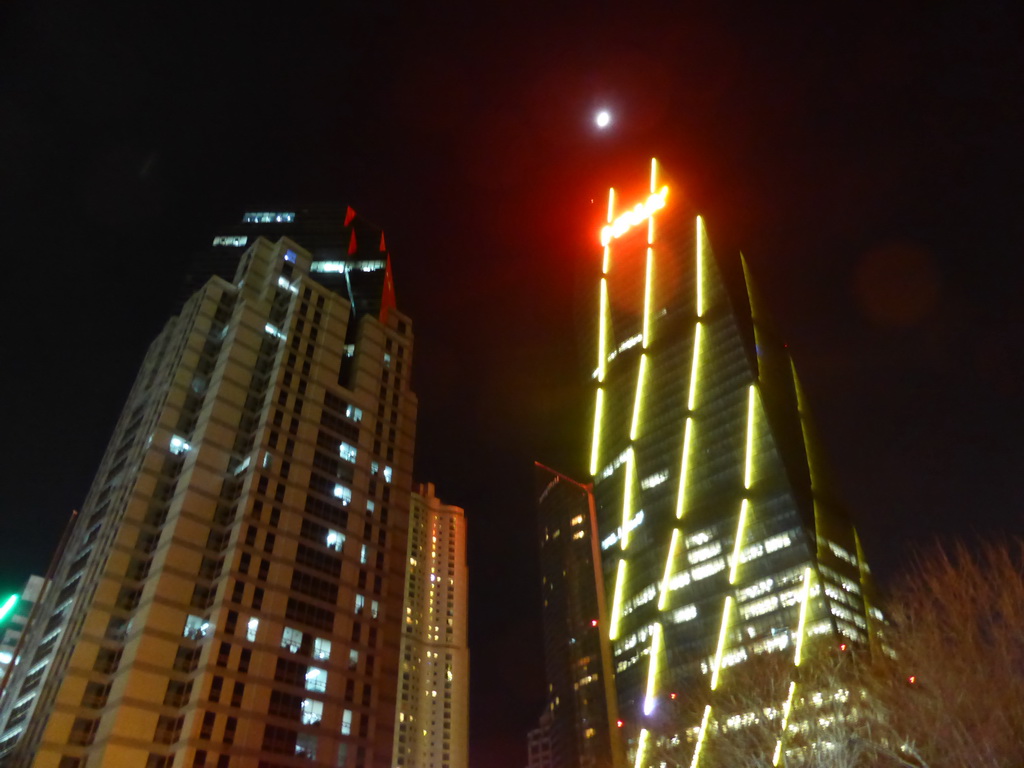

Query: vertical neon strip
[650,157,658,194]
[598,278,609,382]
[658,529,680,609]
[696,216,704,318]
[589,388,604,476]
[604,188,615,274]
[793,567,813,666]
[772,681,797,766]
[675,419,693,519]
[709,596,733,690]
[643,623,663,715]
[642,248,654,347]
[744,385,756,489]
[609,559,627,640]
[690,705,712,768]
[728,499,749,585]
[620,449,635,550]
[688,323,702,411]
[634,728,650,768]
[630,355,647,440]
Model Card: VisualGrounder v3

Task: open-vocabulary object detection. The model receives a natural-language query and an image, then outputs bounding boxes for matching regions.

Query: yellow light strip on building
[609,559,627,640]
[642,248,654,347]
[643,622,663,715]
[650,157,658,194]
[621,449,635,550]
[689,705,712,768]
[635,728,650,768]
[598,278,609,382]
[604,188,615,274]
[658,528,681,609]
[675,418,693,519]
[744,385,756,489]
[793,567,813,667]
[772,681,798,766]
[709,596,733,690]
[696,216,705,318]
[589,388,604,476]
[728,499,749,585]
[630,355,647,441]
[687,323,702,411]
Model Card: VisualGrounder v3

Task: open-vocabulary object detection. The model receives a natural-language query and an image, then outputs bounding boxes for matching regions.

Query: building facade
[0,223,416,767]
[0,577,48,685]
[587,161,880,766]
[391,484,468,768]
[534,465,623,768]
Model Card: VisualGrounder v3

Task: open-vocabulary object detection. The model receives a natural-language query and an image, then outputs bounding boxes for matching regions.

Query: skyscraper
[587,160,879,766]
[0,222,416,767]
[534,465,623,768]
[391,484,468,768]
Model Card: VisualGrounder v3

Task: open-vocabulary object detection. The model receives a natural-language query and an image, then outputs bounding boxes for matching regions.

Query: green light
[0,594,17,624]
[675,418,693,519]
[630,355,647,441]
[710,596,733,690]
[621,449,635,549]
[744,385,756,489]
[590,388,604,476]
[598,279,609,382]
[793,567,813,667]
[643,247,654,347]
[690,705,712,768]
[696,216,705,318]
[688,323,702,411]
[728,500,749,585]
[658,529,681,610]
[609,559,627,640]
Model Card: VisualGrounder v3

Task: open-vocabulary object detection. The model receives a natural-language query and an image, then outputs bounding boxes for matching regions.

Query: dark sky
[2,2,1023,766]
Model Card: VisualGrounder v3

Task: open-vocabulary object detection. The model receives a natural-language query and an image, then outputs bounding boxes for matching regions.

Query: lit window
[326,530,345,552]
[383,466,393,483]
[246,617,258,642]
[355,595,365,614]
[341,709,353,735]
[183,614,209,640]
[212,235,247,247]
[383,353,392,368]
[339,442,358,463]
[371,600,380,619]
[348,649,359,669]
[346,404,363,421]
[277,276,298,294]
[242,211,295,224]
[281,626,303,653]
[314,637,331,661]
[301,699,323,725]
[170,435,192,455]
[333,484,352,505]
[295,732,318,759]
[360,544,368,564]
[371,461,379,475]
[366,500,375,514]
[264,323,287,341]
[305,667,327,693]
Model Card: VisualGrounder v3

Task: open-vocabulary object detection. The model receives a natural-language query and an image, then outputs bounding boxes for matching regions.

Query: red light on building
[616,719,624,728]
[908,675,917,685]
[839,643,847,651]
[590,619,598,627]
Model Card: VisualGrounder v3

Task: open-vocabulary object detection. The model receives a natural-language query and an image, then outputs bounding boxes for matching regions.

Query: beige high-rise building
[391,485,468,768]
[0,216,417,768]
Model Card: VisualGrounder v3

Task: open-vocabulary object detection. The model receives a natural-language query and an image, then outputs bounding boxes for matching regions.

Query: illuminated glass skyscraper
[588,160,880,766]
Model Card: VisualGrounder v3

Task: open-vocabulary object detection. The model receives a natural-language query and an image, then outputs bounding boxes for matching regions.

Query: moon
[595,110,611,128]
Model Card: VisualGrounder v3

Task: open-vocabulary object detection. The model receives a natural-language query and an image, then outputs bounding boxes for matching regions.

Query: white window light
[366,500,375,514]
[264,323,287,341]
[348,649,359,668]
[360,544,368,564]
[384,353,392,368]
[383,466,393,483]
[301,699,323,725]
[371,461,379,475]
[339,442,357,462]
[242,211,295,224]
[183,615,209,640]
[346,404,362,420]
[212,235,248,247]
[341,709,353,735]
[277,275,298,294]
[305,667,327,693]
[326,530,345,552]
[371,600,379,619]
[355,595,365,614]
[246,617,259,642]
[170,435,192,455]
[281,626,303,653]
[333,484,352,505]
[314,637,331,661]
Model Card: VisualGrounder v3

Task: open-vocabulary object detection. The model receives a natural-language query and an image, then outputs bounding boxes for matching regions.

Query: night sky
[2,2,1023,766]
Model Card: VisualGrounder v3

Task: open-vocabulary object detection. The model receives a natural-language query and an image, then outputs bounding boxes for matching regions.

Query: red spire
[344,206,356,226]
[379,232,387,252]
[348,229,358,255]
